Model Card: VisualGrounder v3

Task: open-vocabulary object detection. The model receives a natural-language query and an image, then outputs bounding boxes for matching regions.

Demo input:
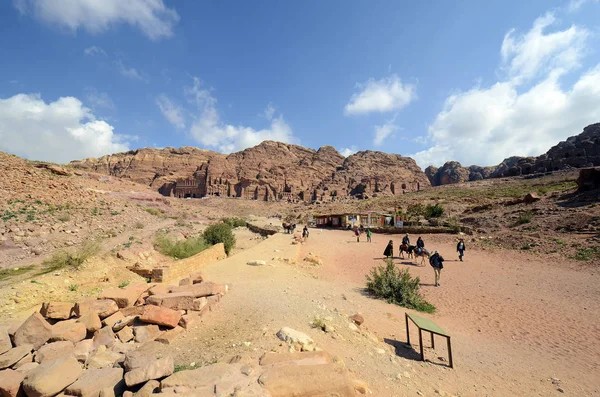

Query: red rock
[0,330,12,355]
[147,285,170,296]
[40,302,74,320]
[92,327,116,349]
[22,356,82,397]
[155,327,184,345]
[76,312,102,333]
[13,313,52,350]
[177,313,199,330]
[73,340,95,363]
[34,341,74,364]
[64,367,124,397]
[74,299,119,319]
[0,368,24,397]
[145,293,194,311]
[119,306,145,317]
[116,327,133,343]
[50,321,86,343]
[189,271,204,285]
[139,306,181,328]
[124,356,174,387]
[14,362,38,376]
[101,312,124,329]
[191,297,207,311]
[349,313,364,326]
[11,352,33,370]
[99,284,150,308]
[132,325,161,344]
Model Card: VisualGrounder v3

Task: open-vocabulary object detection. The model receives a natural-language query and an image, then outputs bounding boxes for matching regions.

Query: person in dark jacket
[416,237,425,255]
[429,250,444,287]
[402,233,410,246]
[456,238,466,261]
[303,226,309,239]
[383,240,394,258]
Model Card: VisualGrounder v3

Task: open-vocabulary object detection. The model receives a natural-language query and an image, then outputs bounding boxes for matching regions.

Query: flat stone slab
[145,293,195,311]
[74,299,119,319]
[99,284,150,308]
[276,327,315,352]
[23,356,82,397]
[13,313,52,350]
[40,302,74,320]
[0,344,33,369]
[50,320,87,344]
[160,363,248,394]
[259,351,333,367]
[34,341,74,364]
[65,367,123,397]
[139,306,181,328]
[168,282,227,298]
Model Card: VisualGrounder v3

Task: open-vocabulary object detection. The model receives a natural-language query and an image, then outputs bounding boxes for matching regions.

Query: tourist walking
[366,228,372,243]
[383,240,394,258]
[429,250,445,287]
[355,228,361,242]
[456,238,466,261]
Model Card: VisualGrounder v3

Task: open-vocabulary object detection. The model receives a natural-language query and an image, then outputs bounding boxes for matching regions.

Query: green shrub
[572,246,600,261]
[118,281,130,288]
[365,259,435,313]
[424,204,444,219]
[69,284,78,291]
[39,240,100,274]
[154,233,209,259]
[203,223,236,255]
[406,204,426,220]
[0,265,35,281]
[145,208,164,216]
[515,211,533,225]
[311,317,327,331]
[222,217,247,228]
[134,221,145,229]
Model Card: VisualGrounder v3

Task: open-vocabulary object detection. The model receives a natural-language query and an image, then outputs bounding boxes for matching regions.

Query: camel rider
[416,236,425,255]
[402,233,410,246]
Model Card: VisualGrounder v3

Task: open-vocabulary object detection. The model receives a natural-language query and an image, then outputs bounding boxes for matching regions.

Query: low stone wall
[151,243,227,283]
[247,223,279,236]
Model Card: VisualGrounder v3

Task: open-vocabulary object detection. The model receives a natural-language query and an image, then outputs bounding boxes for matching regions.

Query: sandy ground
[162,228,599,397]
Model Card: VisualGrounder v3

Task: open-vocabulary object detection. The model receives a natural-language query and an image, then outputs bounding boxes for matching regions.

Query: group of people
[354,226,373,243]
[382,233,467,287]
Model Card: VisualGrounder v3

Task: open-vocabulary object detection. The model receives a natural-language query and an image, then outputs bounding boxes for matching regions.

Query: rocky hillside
[425,123,600,186]
[71,142,430,202]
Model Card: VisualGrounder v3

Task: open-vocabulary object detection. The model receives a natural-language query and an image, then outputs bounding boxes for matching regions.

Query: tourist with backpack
[355,227,361,242]
[429,250,445,287]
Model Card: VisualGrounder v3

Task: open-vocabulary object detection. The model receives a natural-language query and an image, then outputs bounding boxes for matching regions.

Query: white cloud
[568,0,599,12]
[0,93,131,163]
[410,12,600,169]
[264,103,276,120]
[14,0,179,40]
[344,74,416,115]
[83,46,106,56]
[185,78,295,153]
[373,116,399,146]
[84,88,114,110]
[114,60,146,81]
[156,94,185,129]
[500,13,588,82]
[339,146,358,157]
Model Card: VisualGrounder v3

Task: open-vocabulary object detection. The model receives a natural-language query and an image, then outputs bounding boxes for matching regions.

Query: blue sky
[1,0,600,167]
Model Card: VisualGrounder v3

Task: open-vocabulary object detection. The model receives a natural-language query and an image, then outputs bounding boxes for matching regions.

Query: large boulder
[40,302,74,320]
[576,167,600,192]
[99,284,150,309]
[276,328,315,352]
[64,367,124,397]
[50,320,87,343]
[34,341,75,364]
[22,356,82,397]
[92,327,117,349]
[13,313,52,350]
[77,312,102,334]
[74,300,119,320]
[0,330,12,356]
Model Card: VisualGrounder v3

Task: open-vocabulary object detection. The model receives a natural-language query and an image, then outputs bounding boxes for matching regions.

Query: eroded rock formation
[71,141,430,202]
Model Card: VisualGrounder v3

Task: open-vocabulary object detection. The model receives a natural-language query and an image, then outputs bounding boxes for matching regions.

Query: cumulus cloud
[500,13,588,82]
[14,0,179,40]
[339,146,358,157]
[156,94,185,129]
[373,116,399,146]
[411,12,600,169]
[83,46,106,56]
[184,78,295,153]
[114,60,146,81]
[0,93,131,163]
[344,74,416,115]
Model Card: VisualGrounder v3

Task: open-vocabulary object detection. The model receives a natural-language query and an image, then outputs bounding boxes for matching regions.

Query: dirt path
[164,229,599,397]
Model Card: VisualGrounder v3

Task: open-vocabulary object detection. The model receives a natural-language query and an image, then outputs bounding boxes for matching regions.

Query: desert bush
[424,203,444,219]
[311,317,327,331]
[406,204,425,220]
[154,233,209,260]
[203,223,236,255]
[0,265,35,281]
[69,284,78,291]
[515,211,533,225]
[145,207,164,216]
[572,246,600,261]
[222,217,247,228]
[39,240,101,274]
[365,259,435,313]
[134,221,145,229]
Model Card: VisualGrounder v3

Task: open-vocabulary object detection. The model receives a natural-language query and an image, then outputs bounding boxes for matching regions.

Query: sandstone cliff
[426,123,600,186]
[71,142,430,202]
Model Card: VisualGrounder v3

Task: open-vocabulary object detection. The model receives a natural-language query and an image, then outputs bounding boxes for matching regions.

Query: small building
[365,212,395,228]
[314,213,368,229]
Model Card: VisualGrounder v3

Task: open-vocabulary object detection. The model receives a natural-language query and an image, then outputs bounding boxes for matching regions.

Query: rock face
[427,123,600,185]
[576,167,600,192]
[70,141,431,201]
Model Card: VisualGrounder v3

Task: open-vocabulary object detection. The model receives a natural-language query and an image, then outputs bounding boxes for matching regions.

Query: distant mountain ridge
[425,123,600,186]
[70,141,430,202]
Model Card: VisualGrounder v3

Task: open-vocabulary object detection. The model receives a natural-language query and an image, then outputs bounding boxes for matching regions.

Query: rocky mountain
[70,141,430,202]
[425,123,600,186]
